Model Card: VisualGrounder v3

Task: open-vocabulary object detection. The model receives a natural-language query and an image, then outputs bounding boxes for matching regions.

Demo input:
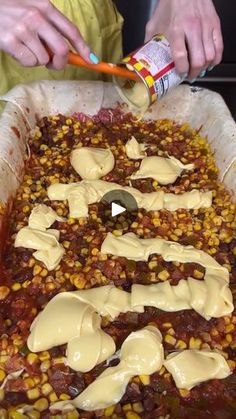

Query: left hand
[145,0,223,81]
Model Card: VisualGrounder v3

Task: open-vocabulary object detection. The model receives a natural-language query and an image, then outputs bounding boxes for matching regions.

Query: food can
[114,35,183,112]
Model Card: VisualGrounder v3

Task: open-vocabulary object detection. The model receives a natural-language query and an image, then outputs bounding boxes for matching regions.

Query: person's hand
[0,0,99,70]
[145,0,223,81]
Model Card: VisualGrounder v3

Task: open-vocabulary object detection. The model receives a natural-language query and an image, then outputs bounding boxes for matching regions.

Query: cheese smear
[70,147,115,180]
[164,350,231,390]
[131,155,194,185]
[50,326,164,412]
[125,136,147,159]
[27,292,115,373]
[47,180,212,218]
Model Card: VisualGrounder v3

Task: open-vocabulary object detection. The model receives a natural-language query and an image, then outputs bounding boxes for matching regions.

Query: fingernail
[190,78,196,84]
[208,66,214,71]
[89,52,99,64]
[199,70,206,78]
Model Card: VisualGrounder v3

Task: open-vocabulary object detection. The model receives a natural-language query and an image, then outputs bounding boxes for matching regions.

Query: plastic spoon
[68,52,139,81]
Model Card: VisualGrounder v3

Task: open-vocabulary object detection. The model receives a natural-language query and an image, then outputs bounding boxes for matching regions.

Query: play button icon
[111,202,126,217]
[99,189,138,231]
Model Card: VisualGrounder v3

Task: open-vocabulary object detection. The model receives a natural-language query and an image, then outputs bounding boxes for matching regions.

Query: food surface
[0,109,235,418]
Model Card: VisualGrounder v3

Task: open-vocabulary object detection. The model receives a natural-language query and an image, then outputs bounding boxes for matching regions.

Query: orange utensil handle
[68,52,139,81]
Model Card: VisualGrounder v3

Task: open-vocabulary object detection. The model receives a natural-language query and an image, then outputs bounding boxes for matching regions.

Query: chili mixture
[0,109,235,419]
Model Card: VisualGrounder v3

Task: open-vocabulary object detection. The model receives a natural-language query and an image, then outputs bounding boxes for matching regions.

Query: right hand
[0,0,95,69]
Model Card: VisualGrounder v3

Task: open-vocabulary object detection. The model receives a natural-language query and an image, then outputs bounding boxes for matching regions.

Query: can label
[123,35,182,104]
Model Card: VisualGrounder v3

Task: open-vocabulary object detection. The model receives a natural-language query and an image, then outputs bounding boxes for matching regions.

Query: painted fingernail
[190,78,196,84]
[89,52,99,64]
[208,66,214,71]
[199,70,206,78]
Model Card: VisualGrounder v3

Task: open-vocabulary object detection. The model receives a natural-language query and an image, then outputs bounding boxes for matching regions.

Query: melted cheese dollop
[70,147,115,180]
[131,155,194,185]
[27,292,115,373]
[14,204,65,270]
[50,326,164,412]
[47,180,212,218]
[28,204,65,230]
[125,136,147,159]
[164,350,231,390]
[14,227,64,271]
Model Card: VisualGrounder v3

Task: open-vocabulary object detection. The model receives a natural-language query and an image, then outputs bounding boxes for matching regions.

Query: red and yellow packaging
[114,35,183,112]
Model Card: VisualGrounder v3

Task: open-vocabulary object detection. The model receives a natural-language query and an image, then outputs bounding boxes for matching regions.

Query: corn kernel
[176,340,187,350]
[42,382,53,396]
[162,322,172,328]
[105,406,115,416]
[49,392,58,402]
[193,269,204,279]
[0,370,6,382]
[27,388,40,400]
[0,286,10,300]
[9,412,27,419]
[227,360,236,370]
[40,268,48,277]
[139,375,150,385]
[27,353,38,365]
[34,398,49,412]
[38,351,50,361]
[226,334,232,343]
[133,402,144,413]
[59,393,71,401]
[225,324,235,333]
[24,377,35,389]
[126,412,141,419]
[0,389,5,402]
[158,270,170,281]
[164,334,176,345]
[179,389,190,398]
[189,337,202,349]
[123,404,132,412]
[67,411,79,419]
[113,229,122,236]
[40,360,50,373]
[27,412,40,419]
[91,248,99,256]
[11,283,21,291]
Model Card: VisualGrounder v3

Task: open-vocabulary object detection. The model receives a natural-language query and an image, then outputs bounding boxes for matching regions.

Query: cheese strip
[50,326,164,412]
[74,285,143,319]
[73,276,232,320]
[131,155,194,185]
[28,204,65,230]
[101,232,229,280]
[70,147,115,180]
[14,227,64,271]
[27,292,115,373]
[164,350,231,390]
[125,136,147,159]
[47,180,212,218]
[131,276,233,320]
[100,233,232,319]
